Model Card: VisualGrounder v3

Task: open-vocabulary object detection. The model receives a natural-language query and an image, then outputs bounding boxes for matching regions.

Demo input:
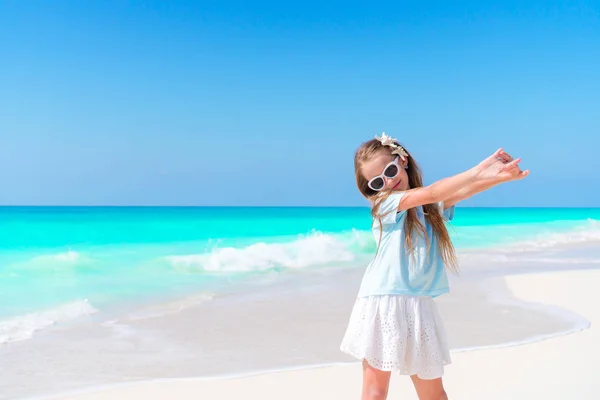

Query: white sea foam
[31,250,82,263]
[166,232,357,273]
[9,250,91,273]
[52,250,81,262]
[164,221,600,274]
[483,219,600,253]
[0,300,98,344]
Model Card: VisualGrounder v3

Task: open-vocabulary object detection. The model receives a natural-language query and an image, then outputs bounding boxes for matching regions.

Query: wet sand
[3,245,596,399]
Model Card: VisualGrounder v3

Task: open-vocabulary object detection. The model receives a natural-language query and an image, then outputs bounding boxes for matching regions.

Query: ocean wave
[8,250,93,273]
[163,220,600,274]
[165,232,364,273]
[0,299,98,344]
[32,250,82,263]
[500,219,600,251]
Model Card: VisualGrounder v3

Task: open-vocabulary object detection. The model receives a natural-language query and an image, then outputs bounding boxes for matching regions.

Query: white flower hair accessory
[375,132,409,161]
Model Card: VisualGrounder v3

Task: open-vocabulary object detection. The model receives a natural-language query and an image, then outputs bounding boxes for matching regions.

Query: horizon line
[0,205,596,209]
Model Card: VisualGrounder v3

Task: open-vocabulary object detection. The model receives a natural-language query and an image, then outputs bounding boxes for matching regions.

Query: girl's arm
[397,149,525,212]
[442,179,502,208]
[442,151,530,208]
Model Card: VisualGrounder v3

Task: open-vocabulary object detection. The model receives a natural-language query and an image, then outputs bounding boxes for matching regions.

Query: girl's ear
[401,157,409,169]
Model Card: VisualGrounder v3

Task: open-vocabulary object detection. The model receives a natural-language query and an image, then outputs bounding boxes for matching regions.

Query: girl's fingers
[501,158,521,171]
[486,148,504,163]
[500,151,513,162]
[496,150,515,165]
[519,170,530,179]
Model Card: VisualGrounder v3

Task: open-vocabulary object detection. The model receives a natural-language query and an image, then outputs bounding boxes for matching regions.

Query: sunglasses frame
[367,156,400,191]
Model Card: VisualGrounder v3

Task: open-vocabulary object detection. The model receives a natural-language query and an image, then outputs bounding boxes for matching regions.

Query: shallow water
[2,207,599,399]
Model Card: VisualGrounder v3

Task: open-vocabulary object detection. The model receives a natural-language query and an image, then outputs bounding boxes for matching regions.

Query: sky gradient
[1,1,598,207]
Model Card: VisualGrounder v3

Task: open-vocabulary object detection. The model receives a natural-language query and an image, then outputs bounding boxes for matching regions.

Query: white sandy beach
[45,268,598,400]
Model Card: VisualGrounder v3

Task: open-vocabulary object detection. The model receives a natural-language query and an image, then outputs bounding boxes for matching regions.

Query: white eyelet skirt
[340,295,451,380]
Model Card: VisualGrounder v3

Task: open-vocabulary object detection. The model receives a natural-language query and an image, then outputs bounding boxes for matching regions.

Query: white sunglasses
[367,157,400,191]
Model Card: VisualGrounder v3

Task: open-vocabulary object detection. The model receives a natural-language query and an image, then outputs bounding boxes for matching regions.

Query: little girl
[340,133,529,400]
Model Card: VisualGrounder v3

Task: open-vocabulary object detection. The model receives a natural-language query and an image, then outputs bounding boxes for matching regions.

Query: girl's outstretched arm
[442,151,530,208]
[442,180,502,209]
[397,148,525,212]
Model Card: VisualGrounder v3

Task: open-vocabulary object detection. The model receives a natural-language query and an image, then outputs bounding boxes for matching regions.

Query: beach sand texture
[30,268,598,400]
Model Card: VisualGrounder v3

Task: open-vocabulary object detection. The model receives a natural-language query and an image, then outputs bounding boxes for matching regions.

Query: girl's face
[361,150,410,192]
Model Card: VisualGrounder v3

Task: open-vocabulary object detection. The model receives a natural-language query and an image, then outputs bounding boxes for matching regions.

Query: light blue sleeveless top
[357,192,455,298]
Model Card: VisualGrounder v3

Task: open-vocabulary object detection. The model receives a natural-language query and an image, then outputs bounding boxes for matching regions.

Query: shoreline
[14,264,592,400]
[2,241,599,399]
[30,319,592,400]
[32,267,598,400]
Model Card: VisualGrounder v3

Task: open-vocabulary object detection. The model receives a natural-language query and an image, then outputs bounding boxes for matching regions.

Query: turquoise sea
[1,206,600,343]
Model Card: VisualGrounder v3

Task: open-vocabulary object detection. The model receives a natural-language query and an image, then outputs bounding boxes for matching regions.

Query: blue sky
[0,1,598,207]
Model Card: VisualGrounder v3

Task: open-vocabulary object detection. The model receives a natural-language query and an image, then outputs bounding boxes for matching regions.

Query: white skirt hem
[339,295,451,380]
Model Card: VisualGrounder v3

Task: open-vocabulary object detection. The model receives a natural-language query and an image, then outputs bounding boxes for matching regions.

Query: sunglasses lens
[384,164,399,178]
[370,177,384,190]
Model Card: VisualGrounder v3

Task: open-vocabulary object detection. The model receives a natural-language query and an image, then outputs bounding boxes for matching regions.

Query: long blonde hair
[354,139,458,272]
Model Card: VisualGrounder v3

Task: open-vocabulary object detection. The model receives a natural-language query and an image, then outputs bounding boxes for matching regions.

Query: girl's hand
[497,150,530,181]
[475,148,530,182]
